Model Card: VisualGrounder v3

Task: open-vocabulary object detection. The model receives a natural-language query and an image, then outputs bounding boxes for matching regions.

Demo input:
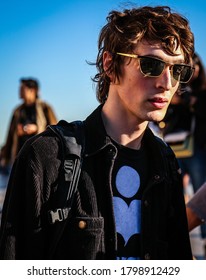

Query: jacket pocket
[55,216,105,259]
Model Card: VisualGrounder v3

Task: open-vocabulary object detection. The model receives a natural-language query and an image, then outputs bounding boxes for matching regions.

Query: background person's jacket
[0,99,57,166]
[0,105,192,260]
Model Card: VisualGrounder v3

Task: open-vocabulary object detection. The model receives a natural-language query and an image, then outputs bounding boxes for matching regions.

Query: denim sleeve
[187,183,206,221]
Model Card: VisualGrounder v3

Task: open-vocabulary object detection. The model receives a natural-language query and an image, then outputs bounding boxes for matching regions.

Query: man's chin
[147,112,166,123]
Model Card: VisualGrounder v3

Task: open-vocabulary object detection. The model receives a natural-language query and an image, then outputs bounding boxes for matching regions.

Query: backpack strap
[47,120,85,224]
[46,120,85,258]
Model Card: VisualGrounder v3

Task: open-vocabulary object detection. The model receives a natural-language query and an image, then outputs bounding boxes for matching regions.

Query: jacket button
[154,174,160,180]
[144,200,149,207]
[108,147,116,158]
[144,253,151,260]
[78,220,87,229]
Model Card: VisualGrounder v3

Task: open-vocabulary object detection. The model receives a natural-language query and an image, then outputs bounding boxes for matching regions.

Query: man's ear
[103,51,114,80]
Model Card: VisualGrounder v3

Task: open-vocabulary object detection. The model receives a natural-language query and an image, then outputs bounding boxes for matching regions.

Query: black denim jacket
[0,105,192,260]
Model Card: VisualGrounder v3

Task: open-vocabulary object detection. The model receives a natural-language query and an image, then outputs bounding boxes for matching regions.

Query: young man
[0,6,194,260]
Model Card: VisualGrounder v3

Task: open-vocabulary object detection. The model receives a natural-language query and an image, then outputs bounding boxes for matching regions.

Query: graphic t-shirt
[111,141,149,260]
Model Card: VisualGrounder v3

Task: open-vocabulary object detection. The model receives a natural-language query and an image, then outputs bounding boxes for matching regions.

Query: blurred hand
[23,124,38,135]
[17,124,38,136]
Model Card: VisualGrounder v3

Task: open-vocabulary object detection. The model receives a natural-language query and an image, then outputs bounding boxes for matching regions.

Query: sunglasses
[116,52,194,83]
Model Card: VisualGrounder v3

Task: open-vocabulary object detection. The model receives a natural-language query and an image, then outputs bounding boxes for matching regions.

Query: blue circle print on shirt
[116,165,140,198]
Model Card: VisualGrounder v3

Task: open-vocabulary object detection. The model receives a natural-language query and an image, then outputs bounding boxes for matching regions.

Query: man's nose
[156,66,174,90]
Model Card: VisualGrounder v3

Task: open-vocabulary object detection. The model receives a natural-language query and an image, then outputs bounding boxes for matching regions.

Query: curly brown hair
[92,6,194,103]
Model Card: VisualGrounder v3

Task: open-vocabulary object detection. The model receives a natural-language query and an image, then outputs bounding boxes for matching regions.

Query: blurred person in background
[0,78,58,169]
[186,181,206,259]
[186,182,206,232]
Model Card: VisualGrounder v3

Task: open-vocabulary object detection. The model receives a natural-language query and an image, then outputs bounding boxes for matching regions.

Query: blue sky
[0,0,206,146]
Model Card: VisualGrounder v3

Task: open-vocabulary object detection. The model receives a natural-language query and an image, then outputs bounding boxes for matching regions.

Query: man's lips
[148,97,168,109]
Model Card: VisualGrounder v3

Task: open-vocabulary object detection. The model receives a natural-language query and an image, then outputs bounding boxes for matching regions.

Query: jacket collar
[83,104,112,156]
[83,105,168,177]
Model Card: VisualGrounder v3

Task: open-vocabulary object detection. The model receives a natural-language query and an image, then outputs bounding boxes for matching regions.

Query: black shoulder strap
[47,120,85,224]
[46,119,85,259]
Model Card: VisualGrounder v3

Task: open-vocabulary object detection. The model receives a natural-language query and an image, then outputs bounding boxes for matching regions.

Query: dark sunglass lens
[173,65,193,83]
[140,57,164,76]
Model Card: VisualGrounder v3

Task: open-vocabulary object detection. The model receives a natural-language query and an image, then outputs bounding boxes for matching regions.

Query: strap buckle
[48,208,70,224]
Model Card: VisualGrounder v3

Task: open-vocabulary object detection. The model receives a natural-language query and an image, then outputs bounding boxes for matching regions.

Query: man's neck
[101,103,148,150]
